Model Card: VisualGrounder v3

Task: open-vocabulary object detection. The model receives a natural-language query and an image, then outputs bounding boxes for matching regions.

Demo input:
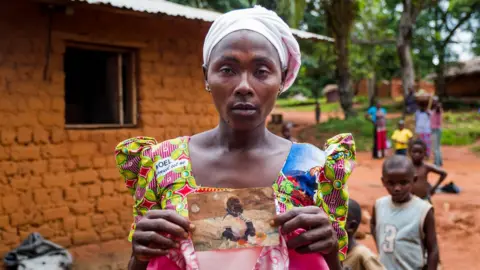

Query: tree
[351,0,397,102]
[320,0,359,118]
[394,0,430,100]
[430,0,480,97]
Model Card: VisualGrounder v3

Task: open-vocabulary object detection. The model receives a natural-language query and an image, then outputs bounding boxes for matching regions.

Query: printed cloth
[418,132,432,157]
[115,134,355,269]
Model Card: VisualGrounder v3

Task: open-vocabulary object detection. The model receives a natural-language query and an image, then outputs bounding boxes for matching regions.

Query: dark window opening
[64,45,136,127]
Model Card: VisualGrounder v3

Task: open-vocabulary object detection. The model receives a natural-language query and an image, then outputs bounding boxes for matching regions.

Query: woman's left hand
[272,206,338,255]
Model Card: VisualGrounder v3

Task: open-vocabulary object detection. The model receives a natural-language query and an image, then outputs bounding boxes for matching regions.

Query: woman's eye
[255,69,269,77]
[220,67,234,74]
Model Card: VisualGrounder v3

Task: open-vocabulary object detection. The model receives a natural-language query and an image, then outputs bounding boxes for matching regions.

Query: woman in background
[366,101,387,159]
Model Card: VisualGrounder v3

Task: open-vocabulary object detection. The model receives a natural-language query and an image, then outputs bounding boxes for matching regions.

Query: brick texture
[0,0,216,268]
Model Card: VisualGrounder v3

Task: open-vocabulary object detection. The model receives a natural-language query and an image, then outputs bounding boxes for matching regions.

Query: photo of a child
[187,187,279,252]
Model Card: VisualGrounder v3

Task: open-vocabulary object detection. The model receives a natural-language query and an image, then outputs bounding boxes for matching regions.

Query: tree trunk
[336,34,355,118]
[435,49,447,98]
[367,71,376,102]
[433,6,446,99]
[397,0,416,104]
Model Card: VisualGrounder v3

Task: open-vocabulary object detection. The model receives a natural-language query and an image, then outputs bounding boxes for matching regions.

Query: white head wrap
[203,6,301,92]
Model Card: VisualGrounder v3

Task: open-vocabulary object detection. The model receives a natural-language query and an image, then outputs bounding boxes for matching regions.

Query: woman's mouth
[231,103,257,116]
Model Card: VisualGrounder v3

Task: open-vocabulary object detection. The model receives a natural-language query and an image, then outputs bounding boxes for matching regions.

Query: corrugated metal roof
[71,0,334,42]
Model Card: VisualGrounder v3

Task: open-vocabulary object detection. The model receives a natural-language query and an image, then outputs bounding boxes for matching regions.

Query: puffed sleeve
[316,133,355,261]
[115,136,160,241]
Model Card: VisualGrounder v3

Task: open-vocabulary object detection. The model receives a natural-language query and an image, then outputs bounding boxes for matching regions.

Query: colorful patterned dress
[115,133,355,270]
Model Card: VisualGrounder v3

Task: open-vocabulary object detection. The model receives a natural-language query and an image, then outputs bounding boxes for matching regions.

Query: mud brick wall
[0,0,217,264]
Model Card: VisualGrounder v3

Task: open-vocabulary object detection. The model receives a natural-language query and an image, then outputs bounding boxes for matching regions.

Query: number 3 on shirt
[382,224,397,253]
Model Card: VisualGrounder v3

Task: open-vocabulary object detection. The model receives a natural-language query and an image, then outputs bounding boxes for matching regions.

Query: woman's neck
[216,120,270,151]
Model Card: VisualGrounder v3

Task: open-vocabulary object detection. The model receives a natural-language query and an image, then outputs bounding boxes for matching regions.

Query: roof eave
[67,0,334,43]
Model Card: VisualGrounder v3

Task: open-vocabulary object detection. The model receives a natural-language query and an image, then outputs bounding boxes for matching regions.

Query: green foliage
[167,0,478,101]
[307,111,480,151]
[471,145,480,156]
[439,112,480,145]
[167,0,251,12]
[276,98,341,112]
[313,116,399,151]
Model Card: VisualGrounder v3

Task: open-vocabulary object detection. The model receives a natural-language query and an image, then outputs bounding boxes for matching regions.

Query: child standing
[371,155,439,270]
[391,120,413,155]
[409,139,447,203]
[344,199,384,270]
[415,106,432,158]
[430,98,443,167]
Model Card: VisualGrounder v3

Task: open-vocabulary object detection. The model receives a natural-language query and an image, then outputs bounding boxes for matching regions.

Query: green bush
[471,145,480,156]
[314,116,399,151]
[441,112,480,146]
[310,112,480,151]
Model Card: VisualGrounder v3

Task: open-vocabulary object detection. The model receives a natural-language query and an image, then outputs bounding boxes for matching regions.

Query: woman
[115,6,355,270]
[366,101,387,159]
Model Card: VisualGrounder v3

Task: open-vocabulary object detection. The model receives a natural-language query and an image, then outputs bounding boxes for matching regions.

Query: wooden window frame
[64,42,138,130]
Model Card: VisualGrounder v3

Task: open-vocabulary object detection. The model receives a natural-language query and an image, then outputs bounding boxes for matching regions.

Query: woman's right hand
[132,210,193,261]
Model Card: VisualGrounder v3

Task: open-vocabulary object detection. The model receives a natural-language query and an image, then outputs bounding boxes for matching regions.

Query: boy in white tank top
[370,155,439,270]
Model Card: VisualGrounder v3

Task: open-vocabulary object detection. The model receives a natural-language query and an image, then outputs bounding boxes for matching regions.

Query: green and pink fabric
[115,133,355,269]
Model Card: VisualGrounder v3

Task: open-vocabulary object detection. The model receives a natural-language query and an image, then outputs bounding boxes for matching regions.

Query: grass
[300,111,480,152]
[275,98,341,113]
[276,96,404,114]
[442,112,480,146]
[471,145,480,156]
[310,116,399,151]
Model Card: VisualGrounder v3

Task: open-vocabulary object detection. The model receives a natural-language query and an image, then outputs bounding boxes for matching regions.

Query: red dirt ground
[274,110,480,270]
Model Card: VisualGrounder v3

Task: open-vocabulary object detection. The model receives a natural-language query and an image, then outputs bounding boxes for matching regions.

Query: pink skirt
[146,248,329,270]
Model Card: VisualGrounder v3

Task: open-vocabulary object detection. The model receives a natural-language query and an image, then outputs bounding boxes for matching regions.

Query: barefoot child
[371,155,439,270]
[391,120,413,156]
[344,199,384,270]
[409,139,447,202]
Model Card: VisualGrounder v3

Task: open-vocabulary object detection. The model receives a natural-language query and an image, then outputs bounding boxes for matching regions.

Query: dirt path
[270,108,403,126]
[273,110,480,270]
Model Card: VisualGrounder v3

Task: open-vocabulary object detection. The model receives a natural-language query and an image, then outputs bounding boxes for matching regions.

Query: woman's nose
[233,73,254,97]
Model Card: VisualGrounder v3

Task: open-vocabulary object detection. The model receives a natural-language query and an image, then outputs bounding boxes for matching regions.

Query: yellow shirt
[391,129,413,150]
[344,244,385,270]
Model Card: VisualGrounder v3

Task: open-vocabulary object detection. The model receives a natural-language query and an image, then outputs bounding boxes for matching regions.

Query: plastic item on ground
[3,232,73,270]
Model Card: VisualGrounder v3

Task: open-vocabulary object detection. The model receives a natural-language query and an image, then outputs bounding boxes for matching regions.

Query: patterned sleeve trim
[115,136,159,241]
[315,133,356,261]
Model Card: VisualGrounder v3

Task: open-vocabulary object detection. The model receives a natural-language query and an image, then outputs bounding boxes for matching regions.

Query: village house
[442,57,480,97]
[0,0,332,267]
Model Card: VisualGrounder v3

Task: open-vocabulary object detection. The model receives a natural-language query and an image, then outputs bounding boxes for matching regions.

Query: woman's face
[205,30,283,130]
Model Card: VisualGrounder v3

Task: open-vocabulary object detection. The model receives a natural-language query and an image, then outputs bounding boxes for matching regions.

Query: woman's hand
[131,210,193,262]
[272,206,338,254]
